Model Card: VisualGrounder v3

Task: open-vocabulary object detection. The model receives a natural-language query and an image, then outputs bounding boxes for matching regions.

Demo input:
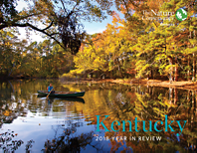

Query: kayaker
[47,83,55,93]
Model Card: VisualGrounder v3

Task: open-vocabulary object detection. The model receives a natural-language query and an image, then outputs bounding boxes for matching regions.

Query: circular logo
[175,8,187,21]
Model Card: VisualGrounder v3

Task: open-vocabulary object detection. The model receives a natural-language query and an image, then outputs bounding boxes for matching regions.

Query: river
[0,79,195,152]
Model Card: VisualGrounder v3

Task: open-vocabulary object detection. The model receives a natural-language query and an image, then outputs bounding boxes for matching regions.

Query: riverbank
[0,76,59,81]
[111,79,197,90]
[3,77,197,90]
[61,78,197,90]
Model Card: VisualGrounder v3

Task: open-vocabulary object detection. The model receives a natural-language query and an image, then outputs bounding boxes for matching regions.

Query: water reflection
[94,86,197,152]
[42,120,95,153]
[0,130,34,152]
[0,80,197,152]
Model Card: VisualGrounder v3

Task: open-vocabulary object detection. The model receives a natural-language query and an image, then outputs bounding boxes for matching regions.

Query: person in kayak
[47,83,55,93]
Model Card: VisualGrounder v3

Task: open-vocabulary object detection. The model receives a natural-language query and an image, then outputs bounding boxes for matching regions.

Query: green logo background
[175,8,187,21]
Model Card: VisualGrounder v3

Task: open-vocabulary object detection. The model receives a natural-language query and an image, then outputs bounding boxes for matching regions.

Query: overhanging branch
[0,22,65,49]
[42,21,54,31]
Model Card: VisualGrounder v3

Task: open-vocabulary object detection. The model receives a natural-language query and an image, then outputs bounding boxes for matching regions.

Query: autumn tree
[70,12,136,79]
[124,0,197,82]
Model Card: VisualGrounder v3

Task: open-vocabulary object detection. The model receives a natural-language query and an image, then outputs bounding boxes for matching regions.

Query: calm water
[0,79,196,152]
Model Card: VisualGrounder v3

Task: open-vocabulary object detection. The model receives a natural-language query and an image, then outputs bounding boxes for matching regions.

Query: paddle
[46,88,54,99]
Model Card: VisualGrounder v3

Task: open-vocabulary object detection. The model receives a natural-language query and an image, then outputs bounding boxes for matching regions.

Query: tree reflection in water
[95,86,197,152]
[42,120,101,153]
[0,130,34,152]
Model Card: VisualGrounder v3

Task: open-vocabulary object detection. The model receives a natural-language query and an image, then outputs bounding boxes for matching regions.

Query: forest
[0,0,197,82]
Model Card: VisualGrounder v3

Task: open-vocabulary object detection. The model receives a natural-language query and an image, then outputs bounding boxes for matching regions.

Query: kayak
[37,90,85,98]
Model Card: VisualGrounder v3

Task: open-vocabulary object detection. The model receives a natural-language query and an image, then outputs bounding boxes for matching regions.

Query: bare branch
[49,32,59,36]
[42,21,54,31]
[60,0,68,14]
[71,0,81,14]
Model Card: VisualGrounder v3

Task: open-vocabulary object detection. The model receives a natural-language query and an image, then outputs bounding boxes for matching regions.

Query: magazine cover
[0,0,196,152]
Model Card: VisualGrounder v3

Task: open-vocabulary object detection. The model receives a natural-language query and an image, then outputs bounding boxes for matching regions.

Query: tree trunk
[196,91,197,116]
[169,87,173,104]
[193,53,196,81]
[188,56,190,81]
[174,56,178,81]
[169,58,173,83]
[174,88,177,104]
[117,59,123,78]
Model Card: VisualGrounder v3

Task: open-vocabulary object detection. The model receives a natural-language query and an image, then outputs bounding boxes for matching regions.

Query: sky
[16,0,124,43]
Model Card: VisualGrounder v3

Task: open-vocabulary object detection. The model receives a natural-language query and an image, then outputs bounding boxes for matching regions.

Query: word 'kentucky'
[96,115,187,136]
